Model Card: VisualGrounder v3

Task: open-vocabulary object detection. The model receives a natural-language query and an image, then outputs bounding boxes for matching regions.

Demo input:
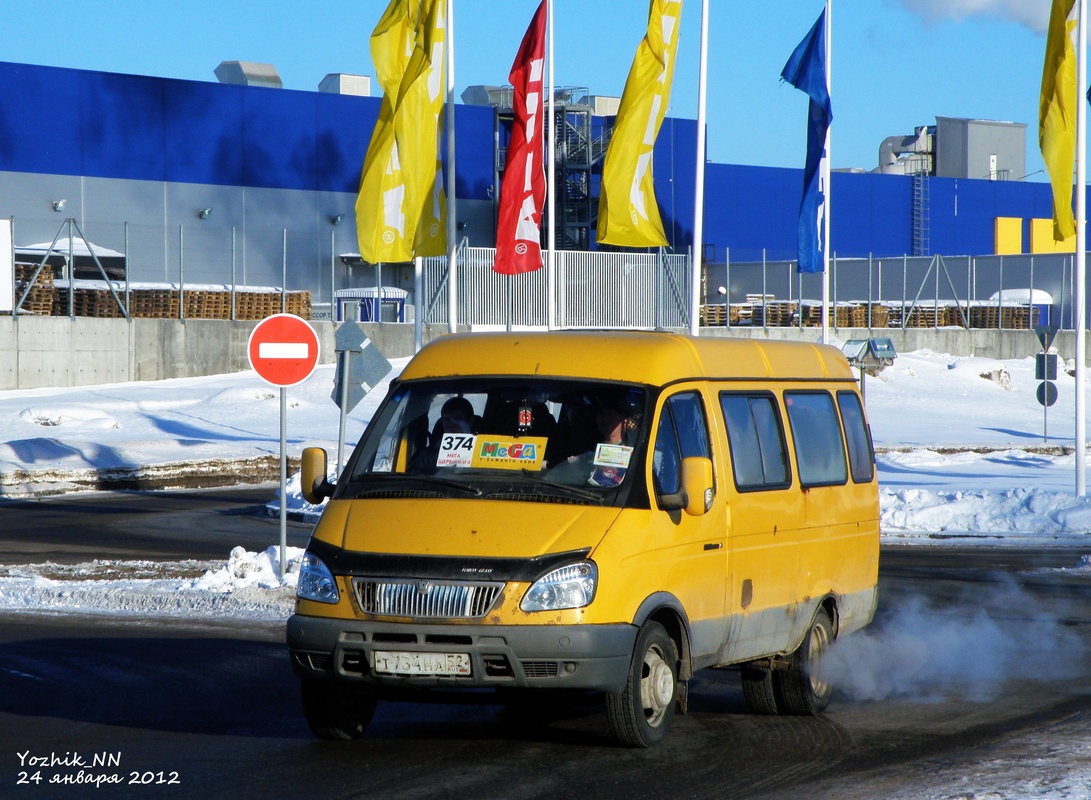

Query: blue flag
[781,9,832,274]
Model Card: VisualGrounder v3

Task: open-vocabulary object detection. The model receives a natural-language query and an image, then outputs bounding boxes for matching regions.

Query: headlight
[297,552,340,604]
[520,561,597,612]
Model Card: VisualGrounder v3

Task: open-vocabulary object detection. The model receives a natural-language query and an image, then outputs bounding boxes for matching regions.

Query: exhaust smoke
[817,582,1087,703]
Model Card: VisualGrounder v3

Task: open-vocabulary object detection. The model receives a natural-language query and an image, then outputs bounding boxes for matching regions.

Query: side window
[652,392,711,501]
[653,412,681,496]
[837,390,875,483]
[719,393,790,490]
[784,391,848,487]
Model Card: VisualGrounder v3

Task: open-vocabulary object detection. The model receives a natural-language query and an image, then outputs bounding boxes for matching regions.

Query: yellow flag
[356,0,415,263]
[597,0,683,248]
[397,0,447,257]
[356,0,446,263]
[1039,0,1078,242]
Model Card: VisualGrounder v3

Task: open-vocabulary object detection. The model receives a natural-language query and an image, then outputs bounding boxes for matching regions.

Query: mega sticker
[473,437,548,471]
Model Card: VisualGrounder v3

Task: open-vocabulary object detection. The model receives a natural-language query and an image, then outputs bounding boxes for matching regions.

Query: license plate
[372,651,471,676]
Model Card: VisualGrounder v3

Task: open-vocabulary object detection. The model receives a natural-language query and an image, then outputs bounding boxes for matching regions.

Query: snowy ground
[3,342,1091,797]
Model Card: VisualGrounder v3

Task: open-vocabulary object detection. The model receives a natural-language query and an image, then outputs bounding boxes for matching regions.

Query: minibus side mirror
[301,446,335,505]
[680,456,714,516]
[658,456,714,517]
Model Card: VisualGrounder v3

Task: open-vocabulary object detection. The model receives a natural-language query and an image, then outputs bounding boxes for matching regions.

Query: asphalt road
[1,489,1090,799]
[0,485,309,564]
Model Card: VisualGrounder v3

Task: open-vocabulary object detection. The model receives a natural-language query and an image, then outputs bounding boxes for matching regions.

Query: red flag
[494,0,547,275]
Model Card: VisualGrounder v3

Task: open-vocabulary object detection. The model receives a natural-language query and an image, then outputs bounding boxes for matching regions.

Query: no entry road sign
[247,313,320,387]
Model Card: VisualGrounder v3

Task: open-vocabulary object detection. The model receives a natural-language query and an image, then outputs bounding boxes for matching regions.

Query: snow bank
[0,546,304,619]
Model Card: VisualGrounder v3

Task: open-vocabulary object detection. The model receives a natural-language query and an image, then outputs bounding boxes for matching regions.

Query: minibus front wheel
[301,679,378,740]
[605,621,679,747]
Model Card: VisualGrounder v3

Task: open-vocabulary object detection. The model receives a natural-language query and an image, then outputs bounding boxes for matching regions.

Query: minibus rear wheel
[775,608,834,715]
[740,664,780,715]
[606,621,679,747]
[301,679,378,740]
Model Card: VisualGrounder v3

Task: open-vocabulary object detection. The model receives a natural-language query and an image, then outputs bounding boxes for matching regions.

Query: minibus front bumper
[287,614,637,693]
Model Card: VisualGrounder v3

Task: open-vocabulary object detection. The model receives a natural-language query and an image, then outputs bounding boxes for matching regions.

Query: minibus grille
[353,578,504,619]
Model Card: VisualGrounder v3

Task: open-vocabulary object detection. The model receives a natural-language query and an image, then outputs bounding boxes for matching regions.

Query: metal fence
[704,251,1076,330]
[10,215,1082,334]
[411,248,1074,332]
[420,247,691,329]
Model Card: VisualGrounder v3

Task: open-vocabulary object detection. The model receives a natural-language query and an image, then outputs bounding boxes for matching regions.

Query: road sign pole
[246,313,321,580]
[337,349,350,476]
[279,386,287,578]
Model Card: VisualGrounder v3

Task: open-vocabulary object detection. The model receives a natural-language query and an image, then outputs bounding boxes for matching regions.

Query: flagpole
[1076,0,1087,496]
[690,0,709,337]
[821,0,832,346]
[446,0,458,334]
[547,0,556,330]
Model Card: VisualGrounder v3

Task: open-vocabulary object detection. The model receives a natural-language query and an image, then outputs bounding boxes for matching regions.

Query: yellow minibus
[288,331,879,747]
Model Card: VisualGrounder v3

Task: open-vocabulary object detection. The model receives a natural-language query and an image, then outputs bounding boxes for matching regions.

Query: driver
[545,398,638,487]
[438,396,474,434]
[587,406,636,487]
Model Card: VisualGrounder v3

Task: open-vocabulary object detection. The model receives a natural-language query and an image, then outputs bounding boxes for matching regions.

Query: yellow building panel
[1030,218,1076,253]
[994,217,1022,255]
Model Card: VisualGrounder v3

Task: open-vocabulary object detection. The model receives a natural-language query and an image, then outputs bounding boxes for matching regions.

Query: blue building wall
[0,61,497,201]
[0,59,1065,274]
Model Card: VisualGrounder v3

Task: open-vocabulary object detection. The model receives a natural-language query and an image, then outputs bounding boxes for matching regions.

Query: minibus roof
[399,331,855,386]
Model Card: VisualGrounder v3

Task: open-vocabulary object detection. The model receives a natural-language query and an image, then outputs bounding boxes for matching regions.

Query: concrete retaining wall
[0,317,1074,391]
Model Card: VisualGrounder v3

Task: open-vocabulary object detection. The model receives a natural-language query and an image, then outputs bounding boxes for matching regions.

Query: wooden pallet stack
[700,304,726,326]
[11,263,54,315]
[967,304,1039,330]
[182,289,232,319]
[862,303,890,329]
[699,304,742,326]
[900,306,950,328]
[53,287,124,318]
[751,301,798,327]
[284,291,311,319]
[799,302,867,328]
[34,282,311,321]
[128,288,180,318]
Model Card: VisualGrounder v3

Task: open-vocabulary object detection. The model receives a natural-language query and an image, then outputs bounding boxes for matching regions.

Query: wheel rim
[639,643,674,727]
[807,621,832,697]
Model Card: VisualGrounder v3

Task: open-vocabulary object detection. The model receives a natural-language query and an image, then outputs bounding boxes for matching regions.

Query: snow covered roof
[17,237,125,259]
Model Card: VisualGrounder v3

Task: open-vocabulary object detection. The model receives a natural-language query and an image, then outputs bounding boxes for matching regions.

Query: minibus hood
[312,498,622,560]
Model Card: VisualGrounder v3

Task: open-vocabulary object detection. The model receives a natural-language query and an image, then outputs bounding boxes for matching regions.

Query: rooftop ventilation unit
[319,73,371,96]
[214,61,283,89]
[461,85,506,107]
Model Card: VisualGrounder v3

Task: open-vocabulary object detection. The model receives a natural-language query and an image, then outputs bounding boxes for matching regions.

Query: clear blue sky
[3,0,1056,179]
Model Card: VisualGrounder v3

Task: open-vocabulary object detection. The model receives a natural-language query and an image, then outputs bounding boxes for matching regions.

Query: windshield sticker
[472,436,548,471]
[589,466,625,488]
[436,433,476,467]
[593,443,633,469]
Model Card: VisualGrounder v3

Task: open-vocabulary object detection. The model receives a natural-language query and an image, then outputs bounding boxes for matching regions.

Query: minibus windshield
[343,378,648,499]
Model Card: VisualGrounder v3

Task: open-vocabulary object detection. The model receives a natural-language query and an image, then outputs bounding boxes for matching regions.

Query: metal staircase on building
[495,87,605,252]
[912,172,931,257]
[552,97,594,251]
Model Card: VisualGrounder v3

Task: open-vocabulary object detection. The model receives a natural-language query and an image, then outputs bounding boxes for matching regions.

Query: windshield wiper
[516,470,606,502]
[353,473,483,497]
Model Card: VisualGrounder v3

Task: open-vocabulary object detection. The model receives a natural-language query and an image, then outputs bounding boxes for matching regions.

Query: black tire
[775,608,834,716]
[740,663,780,715]
[300,680,378,740]
[605,621,679,748]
